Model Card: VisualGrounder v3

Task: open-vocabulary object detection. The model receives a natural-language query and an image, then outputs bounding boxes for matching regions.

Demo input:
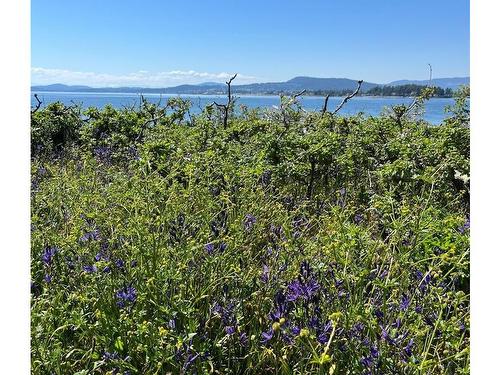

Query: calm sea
[31,91,459,125]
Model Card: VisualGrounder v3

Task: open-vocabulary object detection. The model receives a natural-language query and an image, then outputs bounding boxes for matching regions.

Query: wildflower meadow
[31,88,469,374]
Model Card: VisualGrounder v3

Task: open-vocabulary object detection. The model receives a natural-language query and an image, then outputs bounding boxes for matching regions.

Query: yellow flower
[319,353,331,365]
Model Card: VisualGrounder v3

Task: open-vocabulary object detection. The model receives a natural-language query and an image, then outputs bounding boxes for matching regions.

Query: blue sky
[31,0,470,87]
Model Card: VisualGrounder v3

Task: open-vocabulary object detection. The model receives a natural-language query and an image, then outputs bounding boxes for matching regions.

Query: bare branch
[332,80,363,114]
[31,94,42,114]
[226,73,237,86]
[292,89,307,101]
[321,94,331,117]
[211,101,225,109]
[402,64,434,118]
[209,73,238,129]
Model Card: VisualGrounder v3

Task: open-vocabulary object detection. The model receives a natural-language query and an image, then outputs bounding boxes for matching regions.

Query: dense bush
[31,92,469,374]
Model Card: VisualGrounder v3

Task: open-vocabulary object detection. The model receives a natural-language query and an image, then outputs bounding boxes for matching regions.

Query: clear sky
[31,0,470,87]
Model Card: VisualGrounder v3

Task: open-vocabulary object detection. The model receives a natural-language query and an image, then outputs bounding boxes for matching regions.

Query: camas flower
[291,326,301,336]
[403,338,414,358]
[354,213,364,224]
[380,327,396,345]
[83,264,97,273]
[80,229,100,243]
[361,356,373,368]
[317,320,333,344]
[286,278,320,302]
[261,327,274,344]
[115,258,125,269]
[41,247,58,266]
[261,264,270,283]
[102,351,120,361]
[205,243,215,255]
[225,326,236,335]
[269,291,288,321]
[400,294,410,311]
[116,285,137,308]
[239,332,248,347]
[458,217,470,234]
[243,214,257,231]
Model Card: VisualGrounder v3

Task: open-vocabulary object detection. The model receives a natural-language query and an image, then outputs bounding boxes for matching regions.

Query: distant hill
[31,76,470,95]
[388,77,469,90]
[31,83,95,91]
[232,77,377,94]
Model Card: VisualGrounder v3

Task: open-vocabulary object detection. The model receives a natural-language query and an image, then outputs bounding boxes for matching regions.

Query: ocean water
[31,91,460,125]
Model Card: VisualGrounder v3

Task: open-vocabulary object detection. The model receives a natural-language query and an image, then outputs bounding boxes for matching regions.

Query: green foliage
[367,84,455,97]
[31,94,469,374]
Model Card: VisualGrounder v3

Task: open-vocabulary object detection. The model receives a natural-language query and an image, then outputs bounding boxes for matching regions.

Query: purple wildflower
[219,242,227,253]
[403,338,414,358]
[225,326,236,335]
[41,247,57,266]
[261,264,270,283]
[261,327,274,344]
[459,322,466,332]
[400,294,410,311]
[260,170,272,186]
[286,280,303,302]
[103,351,120,361]
[317,320,333,344]
[374,309,384,321]
[94,146,112,163]
[239,332,248,347]
[44,274,52,283]
[115,258,125,269]
[243,214,257,231]
[354,213,364,224]
[380,327,396,345]
[416,270,432,293]
[116,285,137,309]
[95,251,109,262]
[83,264,97,273]
[269,291,288,321]
[205,243,215,255]
[458,217,470,234]
[182,353,200,371]
[286,278,320,302]
[392,318,402,329]
[361,356,373,368]
[80,229,100,243]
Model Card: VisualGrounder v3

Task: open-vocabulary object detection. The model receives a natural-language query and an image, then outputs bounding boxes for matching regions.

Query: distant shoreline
[30,91,452,100]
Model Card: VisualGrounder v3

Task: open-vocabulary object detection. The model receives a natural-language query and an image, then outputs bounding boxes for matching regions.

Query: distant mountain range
[387,77,469,89]
[31,76,470,95]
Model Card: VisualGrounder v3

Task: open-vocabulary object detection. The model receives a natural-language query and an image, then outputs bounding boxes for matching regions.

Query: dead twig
[209,73,238,128]
[332,80,363,114]
[292,89,307,101]
[31,94,42,114]
[400,64,433,119]
[321,94,331,117]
